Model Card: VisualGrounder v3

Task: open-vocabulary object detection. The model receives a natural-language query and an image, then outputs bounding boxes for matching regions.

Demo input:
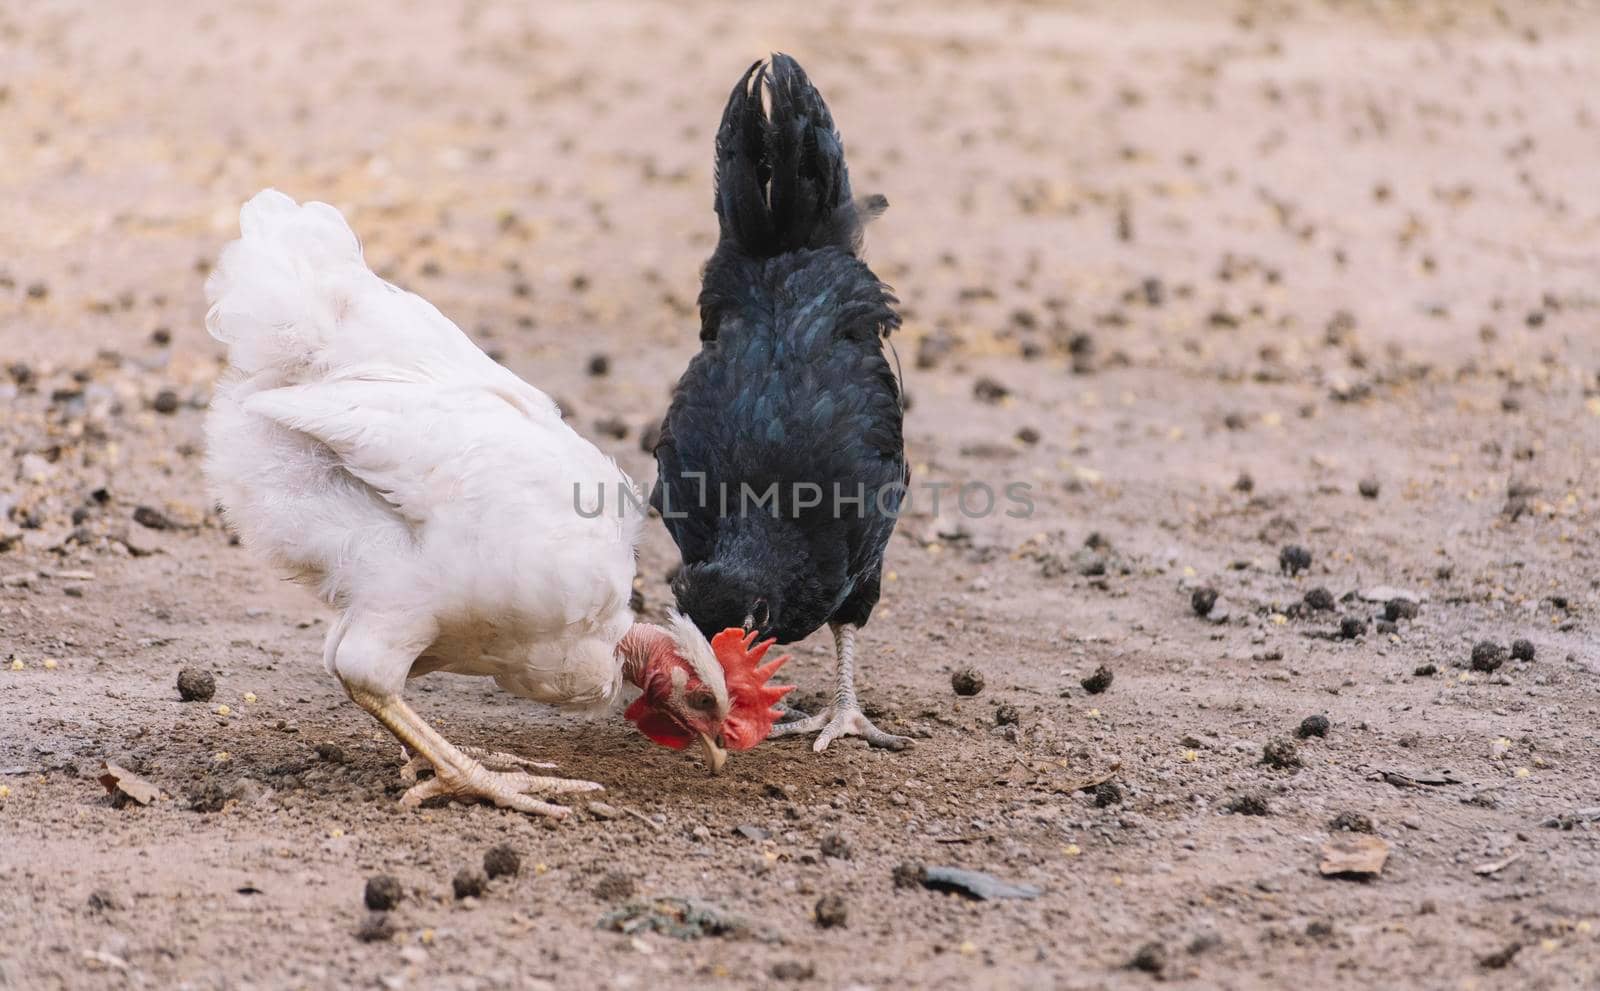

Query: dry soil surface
[3,1,1599,989]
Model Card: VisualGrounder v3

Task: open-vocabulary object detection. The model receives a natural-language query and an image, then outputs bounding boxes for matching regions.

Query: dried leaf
[1319,834,1390,878]
[98,762,163,806]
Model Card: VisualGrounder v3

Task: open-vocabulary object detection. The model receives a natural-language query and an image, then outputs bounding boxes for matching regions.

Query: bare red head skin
[618,625,793,773]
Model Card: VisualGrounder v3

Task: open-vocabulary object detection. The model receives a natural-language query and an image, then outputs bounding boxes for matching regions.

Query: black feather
[652,55,905,647]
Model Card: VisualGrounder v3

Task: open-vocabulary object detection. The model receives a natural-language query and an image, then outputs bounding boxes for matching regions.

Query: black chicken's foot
[772,703,912,752]
[769,622,911,753]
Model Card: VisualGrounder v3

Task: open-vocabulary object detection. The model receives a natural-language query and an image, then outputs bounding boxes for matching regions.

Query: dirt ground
[3,0,1599,987]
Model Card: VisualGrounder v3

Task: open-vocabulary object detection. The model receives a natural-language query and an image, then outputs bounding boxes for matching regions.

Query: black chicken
[650,54,909,752]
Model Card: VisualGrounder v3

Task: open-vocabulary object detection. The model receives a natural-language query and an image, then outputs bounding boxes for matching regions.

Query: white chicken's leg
[345,687,602,819]
[771,623,912,753]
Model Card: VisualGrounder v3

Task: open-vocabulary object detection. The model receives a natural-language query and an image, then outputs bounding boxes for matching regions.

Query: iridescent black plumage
[651,54,903,649]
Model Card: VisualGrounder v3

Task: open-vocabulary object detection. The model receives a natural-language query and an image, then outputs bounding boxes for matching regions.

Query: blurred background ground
[2,0,1598,988]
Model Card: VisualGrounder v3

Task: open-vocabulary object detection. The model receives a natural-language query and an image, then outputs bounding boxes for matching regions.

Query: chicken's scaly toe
[401,745,558,783]
[773,704,912,753]
[400,764,603,818]
[774,699,813,722]
[454,745,562,772]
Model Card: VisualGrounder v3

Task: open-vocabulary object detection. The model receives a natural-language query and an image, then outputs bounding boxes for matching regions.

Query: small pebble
[1471,641,1506,673]
[1330,811,1375,833]
[364,875,403,911]
[951,668,985,696]
[356,912,396,943]
[820,833,853,860]
[1190,587,1218,616]
[1093,781,1124,807]
[314,742,347,764]
[1358,477,1380,499]
[994,703,1020,726]
[1080,665,1114,695]
[177,668,215,702]
[1142,277,1165,306]
[771,961,817,981]
[586,353,611,377]
[87,890,120,912]
[892,862,928,889]
[133,506,174,531]
[1384,598,1419,621]
[1413,663,1437,677]
[1279,544,1312,576]
[1224,793,1271,816]
[1261,737,1301,770]
[814,894,848,929]
[152,389,180,414]
[1296,714,1331,739]
[1303,587,1336,612]
[972,377,1010,404]
[452,868,487,900]
[1338,616,1367,640]
[483,844,521,880]
[1510,639,1535,662]
[1129,941,1167,975]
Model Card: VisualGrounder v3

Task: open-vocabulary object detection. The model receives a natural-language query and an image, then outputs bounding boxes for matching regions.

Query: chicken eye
[687,691,717,711]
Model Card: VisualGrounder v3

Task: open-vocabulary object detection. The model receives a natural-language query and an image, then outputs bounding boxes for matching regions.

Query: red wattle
[625,697,693,750]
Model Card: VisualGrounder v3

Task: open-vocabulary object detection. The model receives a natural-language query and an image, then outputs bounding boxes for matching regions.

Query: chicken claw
[400,764,603,818]
[770,623,912,753]
[773,704,912,752]
[400,745,559,783]
[347,688,600,818]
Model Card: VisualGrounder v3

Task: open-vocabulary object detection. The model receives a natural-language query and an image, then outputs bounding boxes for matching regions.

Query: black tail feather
[710,53,878,259]
[713,61,774,255]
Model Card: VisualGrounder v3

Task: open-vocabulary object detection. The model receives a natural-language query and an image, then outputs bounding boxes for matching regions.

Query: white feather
[205,189,644,707]
[665,609,728,712]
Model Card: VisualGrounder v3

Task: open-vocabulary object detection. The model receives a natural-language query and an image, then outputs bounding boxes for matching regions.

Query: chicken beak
[697,732,728,776]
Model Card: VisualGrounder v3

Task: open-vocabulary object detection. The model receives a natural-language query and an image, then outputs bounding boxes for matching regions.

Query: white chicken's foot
[399,745,559,784]
[770,623,912,753]
[348,688,601,818]
[399,765,603,816]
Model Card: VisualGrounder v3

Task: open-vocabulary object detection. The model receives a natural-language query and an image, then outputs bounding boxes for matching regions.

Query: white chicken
[203,190,790,817]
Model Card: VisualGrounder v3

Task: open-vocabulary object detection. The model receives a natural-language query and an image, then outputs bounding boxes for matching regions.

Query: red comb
[711,628,794,750]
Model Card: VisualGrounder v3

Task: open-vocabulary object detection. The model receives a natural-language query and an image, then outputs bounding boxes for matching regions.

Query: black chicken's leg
[770,623,911,752]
